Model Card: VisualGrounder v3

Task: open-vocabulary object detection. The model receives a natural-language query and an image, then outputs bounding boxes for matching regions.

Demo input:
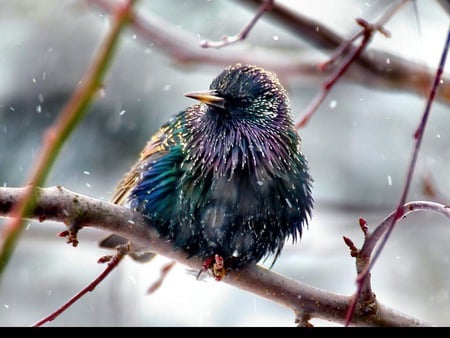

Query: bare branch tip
[97,255,113,264]
[57,229,79,247]
[358,217,369,237]
[57,230,69,238]
[343,236,358,257]
[355,17,370,29]
[66,223,82,247]
[377,26,391,38]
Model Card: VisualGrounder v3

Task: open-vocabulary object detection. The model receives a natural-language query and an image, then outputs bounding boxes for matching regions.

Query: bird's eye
[238,97,251,105]
[233,95,251,106]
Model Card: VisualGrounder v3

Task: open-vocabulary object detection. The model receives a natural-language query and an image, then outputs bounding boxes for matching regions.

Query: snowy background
[0,0,449,326]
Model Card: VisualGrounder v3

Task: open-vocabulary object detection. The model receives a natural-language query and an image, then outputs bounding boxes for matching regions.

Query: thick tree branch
[241,0,450,103]
[85,0,320,76]
[87,0,450,105]
[0,186,434,326]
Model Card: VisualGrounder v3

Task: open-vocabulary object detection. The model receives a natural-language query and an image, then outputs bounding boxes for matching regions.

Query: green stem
[0,0,138,275]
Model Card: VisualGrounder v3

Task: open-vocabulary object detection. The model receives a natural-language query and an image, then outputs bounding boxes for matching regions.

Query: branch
[0,186,434,326]
[296,0,408,127]
[85,0,320,77]
[0,0,137,277]
[232,0,450,104]
[85,0,450,105]
[32,246,127,327]
[361,201,450,257]
[200,0,274,48]
[345,24,450,325]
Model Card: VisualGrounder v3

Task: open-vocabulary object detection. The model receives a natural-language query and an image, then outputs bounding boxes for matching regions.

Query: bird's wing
[99,134,168,261]
[100,112,187,262]
[111,134,169,206]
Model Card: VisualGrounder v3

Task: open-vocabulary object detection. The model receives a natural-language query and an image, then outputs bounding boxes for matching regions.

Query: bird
[100,63,313,279]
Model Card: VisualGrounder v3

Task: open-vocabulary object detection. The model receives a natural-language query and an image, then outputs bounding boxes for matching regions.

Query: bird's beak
[184,90,226,110]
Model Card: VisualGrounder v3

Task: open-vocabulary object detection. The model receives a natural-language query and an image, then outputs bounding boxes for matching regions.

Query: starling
[101,64,313,278]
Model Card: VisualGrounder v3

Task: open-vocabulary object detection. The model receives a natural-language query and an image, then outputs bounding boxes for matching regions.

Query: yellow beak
[184,90,226,109]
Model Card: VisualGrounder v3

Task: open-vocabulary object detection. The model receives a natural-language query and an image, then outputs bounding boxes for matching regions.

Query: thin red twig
[295,0,409,128]
[32,250,126,327]
[200,0,274,48]
[297,20,374,128]
[345,26,450,326]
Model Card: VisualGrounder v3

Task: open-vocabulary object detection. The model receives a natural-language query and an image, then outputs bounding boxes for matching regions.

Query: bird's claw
[197,254,227,281]
[211,254,226,281]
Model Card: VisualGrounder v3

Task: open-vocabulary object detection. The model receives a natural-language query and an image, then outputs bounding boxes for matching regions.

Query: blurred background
[0,0,449,326]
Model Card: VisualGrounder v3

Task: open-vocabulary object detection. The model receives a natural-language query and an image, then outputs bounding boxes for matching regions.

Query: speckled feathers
[109,64,313,270]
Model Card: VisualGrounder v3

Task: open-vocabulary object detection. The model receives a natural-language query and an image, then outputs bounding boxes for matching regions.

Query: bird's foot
[197,254,227,281]
[211,254,226,281]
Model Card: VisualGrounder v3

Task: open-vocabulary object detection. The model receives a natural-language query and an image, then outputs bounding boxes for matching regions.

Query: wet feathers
[104,64,313,272]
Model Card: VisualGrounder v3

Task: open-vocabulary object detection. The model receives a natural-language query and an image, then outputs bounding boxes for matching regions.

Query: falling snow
[128,275,137,285]
[285,198,292,208]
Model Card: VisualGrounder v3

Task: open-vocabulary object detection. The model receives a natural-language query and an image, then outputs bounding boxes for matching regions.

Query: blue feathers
[131,144,184,222]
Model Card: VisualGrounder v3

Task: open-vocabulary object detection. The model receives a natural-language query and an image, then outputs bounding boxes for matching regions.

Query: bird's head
[185,64,291,127]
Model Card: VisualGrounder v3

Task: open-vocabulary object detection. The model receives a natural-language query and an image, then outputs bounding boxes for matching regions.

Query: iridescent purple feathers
[104,64,313,273]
